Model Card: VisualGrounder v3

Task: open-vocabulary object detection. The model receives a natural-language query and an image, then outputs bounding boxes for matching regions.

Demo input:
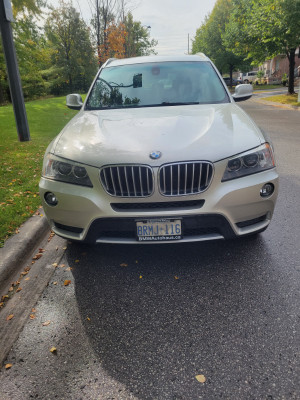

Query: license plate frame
[136,218,182,242]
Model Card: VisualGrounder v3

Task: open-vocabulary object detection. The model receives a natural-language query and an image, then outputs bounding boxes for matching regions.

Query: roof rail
[105,58,117,66]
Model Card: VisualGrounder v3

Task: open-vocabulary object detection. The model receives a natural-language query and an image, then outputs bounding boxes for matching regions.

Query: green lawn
[260,93,300,107]
[0,96,79,246]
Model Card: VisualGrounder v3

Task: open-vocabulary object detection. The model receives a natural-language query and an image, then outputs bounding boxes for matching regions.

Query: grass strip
[260,93,300,107]
[0,96,79,247]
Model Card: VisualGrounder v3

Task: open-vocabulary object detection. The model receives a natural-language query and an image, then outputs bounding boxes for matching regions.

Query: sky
[50,0,217,56]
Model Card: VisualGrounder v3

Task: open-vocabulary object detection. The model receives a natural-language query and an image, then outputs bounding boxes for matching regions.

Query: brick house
[260,48,300,83]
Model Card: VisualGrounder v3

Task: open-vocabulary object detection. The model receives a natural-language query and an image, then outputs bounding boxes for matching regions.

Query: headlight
[43,154,93,187]
[222,143,275,182]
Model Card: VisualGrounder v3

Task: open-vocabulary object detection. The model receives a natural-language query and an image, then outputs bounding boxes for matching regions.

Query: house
[260,48,300,84]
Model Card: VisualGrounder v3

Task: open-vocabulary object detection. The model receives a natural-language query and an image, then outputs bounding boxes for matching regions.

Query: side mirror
[232,84,253,102]
[66,94,83,110]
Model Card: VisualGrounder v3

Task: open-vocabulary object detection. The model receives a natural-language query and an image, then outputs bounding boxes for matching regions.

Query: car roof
[104,53,210,68]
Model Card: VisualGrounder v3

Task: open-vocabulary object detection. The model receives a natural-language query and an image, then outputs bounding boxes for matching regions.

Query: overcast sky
[50,0,217,55]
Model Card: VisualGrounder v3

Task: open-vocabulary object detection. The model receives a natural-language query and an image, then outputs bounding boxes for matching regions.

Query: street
[0,98,300,399]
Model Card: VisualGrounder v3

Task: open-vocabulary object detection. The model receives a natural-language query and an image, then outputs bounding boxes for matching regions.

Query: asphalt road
[0,99,299,400]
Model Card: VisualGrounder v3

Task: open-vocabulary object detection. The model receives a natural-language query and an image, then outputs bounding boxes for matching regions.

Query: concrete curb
[0,213,50,291]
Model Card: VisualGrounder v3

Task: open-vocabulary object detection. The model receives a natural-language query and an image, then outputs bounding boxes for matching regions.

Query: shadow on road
[65,235,295,399]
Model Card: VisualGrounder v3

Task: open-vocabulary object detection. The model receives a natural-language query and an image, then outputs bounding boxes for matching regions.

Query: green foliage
[192,0,250,75]
[124,13,157,57]
[224,0,300,93]
[0,96,79,246]
[45,1,98,95]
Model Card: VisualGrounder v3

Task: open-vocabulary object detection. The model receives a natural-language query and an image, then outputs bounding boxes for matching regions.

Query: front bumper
[39,160,278,244]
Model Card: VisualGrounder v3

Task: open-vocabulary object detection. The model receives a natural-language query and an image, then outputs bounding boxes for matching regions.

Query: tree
[124,12,157,57]
[98,22,127,64]
[192,0,250,85]
[45,1,97,94]
[224,0,300,94]
[13,16,53,99]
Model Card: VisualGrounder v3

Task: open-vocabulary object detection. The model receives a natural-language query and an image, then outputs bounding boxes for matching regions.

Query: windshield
[86,61,229,110]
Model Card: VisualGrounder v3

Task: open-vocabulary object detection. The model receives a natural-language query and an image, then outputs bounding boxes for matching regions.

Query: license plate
[136,219,182,242]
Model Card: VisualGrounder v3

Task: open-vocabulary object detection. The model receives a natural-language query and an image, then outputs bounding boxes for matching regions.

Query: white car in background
[39,54,278,244]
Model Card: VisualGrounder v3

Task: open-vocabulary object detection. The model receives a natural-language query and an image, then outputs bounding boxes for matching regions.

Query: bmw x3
[39,54,278,244]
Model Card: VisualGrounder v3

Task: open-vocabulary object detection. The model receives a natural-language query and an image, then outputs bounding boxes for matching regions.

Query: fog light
[260,183,274,197]
[44,192,58,206]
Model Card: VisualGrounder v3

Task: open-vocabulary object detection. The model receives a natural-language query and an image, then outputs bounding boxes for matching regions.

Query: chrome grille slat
[159,161,213,196]
[100,165,153,197]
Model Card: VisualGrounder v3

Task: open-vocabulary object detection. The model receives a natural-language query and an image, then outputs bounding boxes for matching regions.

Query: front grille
[100,165,153,197]
[159,162,213,196]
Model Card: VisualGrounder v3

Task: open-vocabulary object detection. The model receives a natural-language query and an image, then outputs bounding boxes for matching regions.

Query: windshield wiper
[161,102,200,106]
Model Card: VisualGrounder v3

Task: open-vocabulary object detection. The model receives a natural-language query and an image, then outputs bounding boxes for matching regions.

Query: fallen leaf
[5,364,13,369]
[6,314,14,321]
[50,346,57,354]
[32,253,43,260]
[59,264,66,268]
[42,320,51,326]
[29,314,36,320]
[195,374,206,383]
[8,286,14,292]
[66,267,73,271]
[53,282,58,285]
[52,263,58,268]
[16,287,22,292]
[25,277,30,281]
[175,276,179,280]
[87,317,91,321]
[32,308,36,313]
[75,259,80,263]
[64,280,71,286]
[120,263,128,267]
[139,275,143,279]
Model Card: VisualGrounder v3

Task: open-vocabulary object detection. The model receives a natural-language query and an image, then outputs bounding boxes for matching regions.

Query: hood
[53,104,264,167]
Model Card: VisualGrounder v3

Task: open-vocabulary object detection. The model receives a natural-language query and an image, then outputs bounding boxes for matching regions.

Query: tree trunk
[288,48,296,95]
[229,64,234,87]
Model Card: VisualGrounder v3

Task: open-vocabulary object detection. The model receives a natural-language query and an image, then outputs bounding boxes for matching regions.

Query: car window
[86,61,229,110]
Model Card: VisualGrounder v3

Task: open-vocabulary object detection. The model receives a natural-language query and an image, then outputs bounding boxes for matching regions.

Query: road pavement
[0,97,299,399]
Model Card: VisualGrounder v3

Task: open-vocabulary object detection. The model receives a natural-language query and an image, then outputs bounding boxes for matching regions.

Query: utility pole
[0,0,30,141]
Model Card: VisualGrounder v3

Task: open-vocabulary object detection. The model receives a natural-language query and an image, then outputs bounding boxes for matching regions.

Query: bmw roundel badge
[149,151,162,160]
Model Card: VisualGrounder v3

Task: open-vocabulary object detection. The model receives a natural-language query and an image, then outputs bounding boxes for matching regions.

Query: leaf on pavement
[64,280,71,286]
[50,346,57,354]
[52,263,58,268]
[29,314,36,320]
[139,275,143,279]
[195,374,206,383]
[120,263,128,267]
[32,253,43,260]
[16,287,22,292]
[175,276,179,280]
[6,314,14,321]
[42,320,51,326]
[5,364,13,369]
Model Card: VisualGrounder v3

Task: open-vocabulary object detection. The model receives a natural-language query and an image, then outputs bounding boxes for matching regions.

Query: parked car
[39,54,278,244]
[223,77,242,86]
[239,71,258,84]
